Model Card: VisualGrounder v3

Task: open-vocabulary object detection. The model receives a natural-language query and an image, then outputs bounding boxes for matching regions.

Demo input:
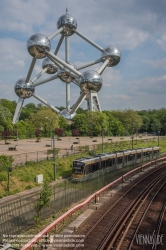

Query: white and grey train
[72,147,160,179]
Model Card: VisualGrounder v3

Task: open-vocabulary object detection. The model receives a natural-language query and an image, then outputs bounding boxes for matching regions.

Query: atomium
[12,9,121,124]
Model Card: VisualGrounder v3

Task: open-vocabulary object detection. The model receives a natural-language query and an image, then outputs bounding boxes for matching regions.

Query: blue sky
[0,0,166,111]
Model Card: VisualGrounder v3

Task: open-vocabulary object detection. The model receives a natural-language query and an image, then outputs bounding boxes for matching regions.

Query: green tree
[118,109,142,135]
[20,103,38,120]
[76,107,87,114]
[157,108,166,135]
[58,116,69,132]
[0,105,12,130]
[138,112,151,132]
[35,182,52,219]
[86,111,109,136]
[27,107,59,136]
[13,120,35,139]
[103,111,124,136]
[0,155,13,172]
[72,113,88,135]
[0,99,17,115]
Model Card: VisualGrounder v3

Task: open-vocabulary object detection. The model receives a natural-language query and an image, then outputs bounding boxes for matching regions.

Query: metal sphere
[14,78,35,99]
[60,109,76,119]
[57,14,77,36]
[27,34,51,59]
[42,57,58,74]
[58,64,76,83]
[79,70,102,93]
[101,46,121,67]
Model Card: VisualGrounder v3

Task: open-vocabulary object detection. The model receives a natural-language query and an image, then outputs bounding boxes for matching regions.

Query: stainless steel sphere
[101,46,121,67]
[27,34,51,59]
[42,57,58,74]
[58,64,76,83]
[60,109,76,119]
[14,78,35,99]
[57,14,77,36]
[79,70,102,93]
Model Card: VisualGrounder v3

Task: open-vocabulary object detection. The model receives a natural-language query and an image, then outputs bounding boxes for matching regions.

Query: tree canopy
[1,98,166,138]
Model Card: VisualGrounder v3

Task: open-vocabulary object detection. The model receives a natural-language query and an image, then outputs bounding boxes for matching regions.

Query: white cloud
[0,38,28,72]
[103,94,130,100]
[14,60,25,67]
[0,0,166,112]
[157,35,166,51]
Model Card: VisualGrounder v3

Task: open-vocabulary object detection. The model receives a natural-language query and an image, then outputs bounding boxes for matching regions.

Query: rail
[20,156,166,250]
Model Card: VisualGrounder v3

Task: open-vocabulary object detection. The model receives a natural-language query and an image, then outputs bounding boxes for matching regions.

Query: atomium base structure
[12,9,121,123]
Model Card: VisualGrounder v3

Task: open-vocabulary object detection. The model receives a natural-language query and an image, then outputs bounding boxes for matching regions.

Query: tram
[71,147,160,179]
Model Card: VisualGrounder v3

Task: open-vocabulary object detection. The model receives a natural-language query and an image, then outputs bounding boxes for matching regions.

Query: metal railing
[0,152,161,244]
[10,137,165,167]
[21,156,166,250]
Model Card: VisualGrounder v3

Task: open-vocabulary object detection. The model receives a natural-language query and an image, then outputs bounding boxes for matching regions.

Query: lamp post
[101,121,107,153]
[102,128,104,153]
[52,134,56,181]
[131,129,134,149]
[45,116,57,181]
[7,167,12,192]
[157,130,160,147]
[131,122,135,150]
[151,123,160,147]
[16,123,18,146]
[110,120,114,137]
[45,117,53,149]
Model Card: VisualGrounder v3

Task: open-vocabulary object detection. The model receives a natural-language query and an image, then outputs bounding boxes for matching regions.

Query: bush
[47,148,60,156]
[54,128,64,137]
[84,145,89,152]
[0,155,13,171]
[35,182,52,219]
[72,129,80,136]
[0,172,7,182]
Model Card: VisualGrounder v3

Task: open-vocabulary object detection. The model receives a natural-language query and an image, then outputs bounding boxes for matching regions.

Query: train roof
[73,147,159,163]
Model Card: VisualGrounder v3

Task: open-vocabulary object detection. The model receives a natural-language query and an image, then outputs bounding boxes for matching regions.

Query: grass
[0,137,165,198]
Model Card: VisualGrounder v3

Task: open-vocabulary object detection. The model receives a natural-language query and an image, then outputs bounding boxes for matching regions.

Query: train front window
[72,162,84,174]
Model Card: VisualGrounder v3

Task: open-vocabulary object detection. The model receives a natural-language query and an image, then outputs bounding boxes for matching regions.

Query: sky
[0,0,166,112]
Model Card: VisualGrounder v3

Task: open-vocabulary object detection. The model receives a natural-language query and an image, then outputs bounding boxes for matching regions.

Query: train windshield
[72,162,85,174]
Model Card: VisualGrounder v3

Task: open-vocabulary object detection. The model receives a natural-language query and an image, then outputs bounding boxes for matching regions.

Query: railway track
[58,164,166,250]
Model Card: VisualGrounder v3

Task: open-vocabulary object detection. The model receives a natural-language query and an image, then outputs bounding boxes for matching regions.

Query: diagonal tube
[48,27,64,40]
[26,58,37,83]
[45,51,82,77]
[31,68,47,83]
[12,97,24,124]
[34,74,59,87]
[77,58,103,70]
[54,34,64,55]
[70,92,86,114]
[97,58,110,74]
[46,53,64,70]
[74,29,104,52]
[32,93,60,114]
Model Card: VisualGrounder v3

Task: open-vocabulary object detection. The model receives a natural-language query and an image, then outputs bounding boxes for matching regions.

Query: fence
[21,157,166,250]
[11,137,164,166]
[0,150,164,244]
